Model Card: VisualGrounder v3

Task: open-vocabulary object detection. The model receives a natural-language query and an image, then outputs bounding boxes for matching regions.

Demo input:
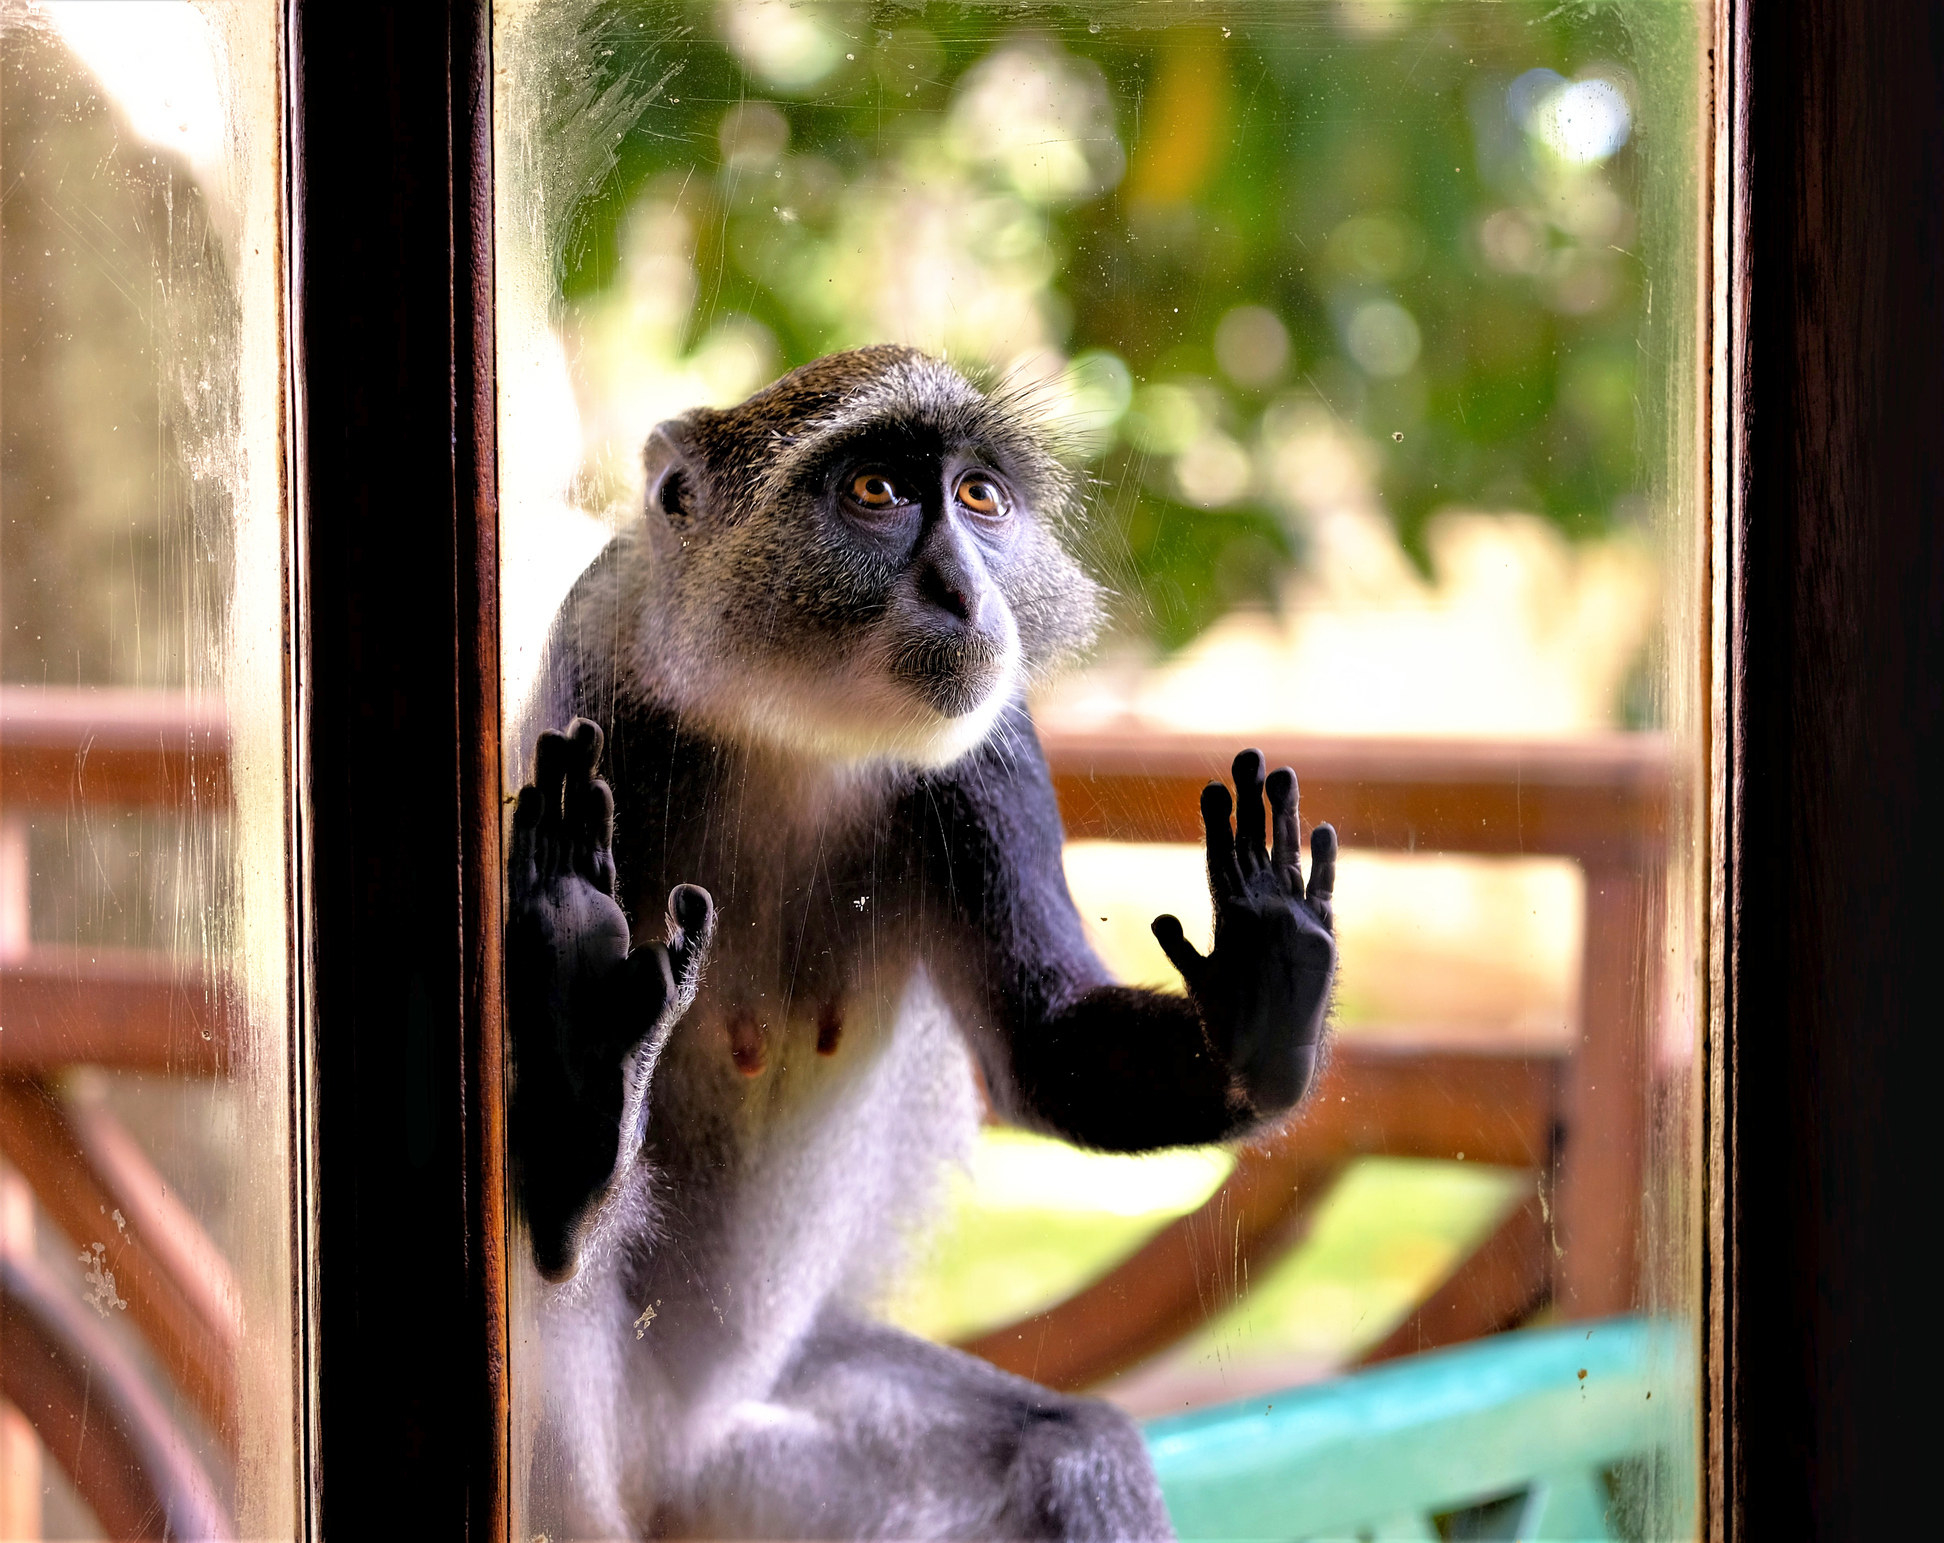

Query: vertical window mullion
[289,0,505,1535]
[1717,0,1944,1536]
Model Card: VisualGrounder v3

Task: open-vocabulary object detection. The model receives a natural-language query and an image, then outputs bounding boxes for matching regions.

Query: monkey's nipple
[815,998,844,1057]
[727,1009,768,1077]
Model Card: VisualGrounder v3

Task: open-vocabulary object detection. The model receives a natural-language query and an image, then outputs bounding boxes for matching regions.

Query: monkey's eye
[954,474,1008,518]
[850,472,902,508]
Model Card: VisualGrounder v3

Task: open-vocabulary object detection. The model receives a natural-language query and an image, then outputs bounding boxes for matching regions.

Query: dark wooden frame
[267,0,1944,1536]
[288,0,505,1537]
[1710,1,1942,1538]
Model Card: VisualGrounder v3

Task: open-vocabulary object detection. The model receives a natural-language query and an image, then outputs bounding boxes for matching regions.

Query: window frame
[282,1,1944,1537]
[1706,2,1940,1538]
[288,0,506,1534]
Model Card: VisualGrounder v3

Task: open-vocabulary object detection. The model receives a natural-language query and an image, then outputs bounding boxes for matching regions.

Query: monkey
[505,345,1339,1541]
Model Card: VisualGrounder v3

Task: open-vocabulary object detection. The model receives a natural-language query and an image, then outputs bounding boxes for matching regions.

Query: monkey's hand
[1152,749,1337,1119]
[507,718,713,1280]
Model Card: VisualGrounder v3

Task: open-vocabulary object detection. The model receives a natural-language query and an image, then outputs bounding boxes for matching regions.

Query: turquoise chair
[1143,1317,1693,1542]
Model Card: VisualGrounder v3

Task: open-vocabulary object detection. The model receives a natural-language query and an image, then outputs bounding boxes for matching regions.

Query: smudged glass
[495,3,1705,1536]
[0,4,300,1537]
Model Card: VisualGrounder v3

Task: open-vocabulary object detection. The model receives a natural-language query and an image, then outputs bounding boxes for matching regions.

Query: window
[493,4,1703,1537]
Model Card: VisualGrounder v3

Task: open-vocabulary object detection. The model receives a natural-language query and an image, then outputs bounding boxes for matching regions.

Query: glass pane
[495,3,1702,1538]
[0,4,299,1539]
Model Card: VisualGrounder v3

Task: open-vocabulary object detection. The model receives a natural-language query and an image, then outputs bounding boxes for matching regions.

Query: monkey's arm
[507,721,712,1280]
[922,710,1335,1152]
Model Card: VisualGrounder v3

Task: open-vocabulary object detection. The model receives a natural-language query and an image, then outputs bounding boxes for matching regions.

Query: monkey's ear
[643,422,703,528]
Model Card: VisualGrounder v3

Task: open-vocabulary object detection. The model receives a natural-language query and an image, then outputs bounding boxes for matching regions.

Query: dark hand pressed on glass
[505,719,713,1279]
[1154,750,1339,1116]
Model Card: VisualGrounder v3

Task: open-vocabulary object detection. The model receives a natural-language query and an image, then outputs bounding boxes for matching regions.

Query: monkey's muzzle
[889,630,1011,718]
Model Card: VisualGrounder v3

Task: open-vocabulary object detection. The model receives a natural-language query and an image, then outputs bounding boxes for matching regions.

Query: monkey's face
[638,348,1100,767]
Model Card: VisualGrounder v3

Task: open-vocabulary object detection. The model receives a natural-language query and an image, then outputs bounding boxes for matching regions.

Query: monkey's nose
[918,562,978,624]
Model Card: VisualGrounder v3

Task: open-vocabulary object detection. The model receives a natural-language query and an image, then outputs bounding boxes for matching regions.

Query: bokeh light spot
[1345,299,1423,378]
[1530,77,1633,164]
[1214,306,1291,389]
[718,0,849,93]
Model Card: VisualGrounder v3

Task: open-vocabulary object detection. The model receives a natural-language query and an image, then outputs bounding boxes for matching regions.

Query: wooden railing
[0,691,1678,1428]
[0,688,241,1536]
[0,687,230,1075]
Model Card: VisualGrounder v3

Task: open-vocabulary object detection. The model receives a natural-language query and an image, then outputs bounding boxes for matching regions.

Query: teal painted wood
[1368,1514,1441,1541]
[1520,1469,1616,1540]
[1142,1316,1692,1541]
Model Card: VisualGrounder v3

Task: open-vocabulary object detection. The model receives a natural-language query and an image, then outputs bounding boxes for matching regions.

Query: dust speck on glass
[495,3,1703,1540]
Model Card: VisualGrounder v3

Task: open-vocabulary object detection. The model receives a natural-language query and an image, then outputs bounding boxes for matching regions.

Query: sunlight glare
[1531,77,1633,165]
[963,1128,1232,1219]
[42,2,227,186]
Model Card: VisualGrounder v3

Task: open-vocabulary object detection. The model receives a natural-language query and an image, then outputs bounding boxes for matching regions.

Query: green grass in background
[886,1128,1233,1344]
[888,1126,1529,1386]
[1167,1156,1527,1369]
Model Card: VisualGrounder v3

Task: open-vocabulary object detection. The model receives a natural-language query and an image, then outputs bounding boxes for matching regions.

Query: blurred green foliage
[528,1,1679,647]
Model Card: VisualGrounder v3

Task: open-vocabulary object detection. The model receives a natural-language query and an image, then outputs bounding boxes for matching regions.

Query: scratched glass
[496,3,1703,1537]
[0,5,300,1539]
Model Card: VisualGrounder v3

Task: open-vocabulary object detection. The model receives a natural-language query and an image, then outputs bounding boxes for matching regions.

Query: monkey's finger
[1152,914,1207,989]
[1200,782,1243,897]
[667,883,714,946]
[607,945,679,1056]
[509,786,543,894]
[1266,766,1301,892]
[566,717,605,781]
[533,729,571,821]
[1232,750,1268,875]
[646,943,678,1011]
[568,773,615,846]
[530,736,573,877]
[569,778,617,896]
[1306,824,1338,918]
[666,884,715,983]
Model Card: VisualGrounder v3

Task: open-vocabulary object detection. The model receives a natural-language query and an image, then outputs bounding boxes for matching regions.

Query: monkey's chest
[685,900,906,1083]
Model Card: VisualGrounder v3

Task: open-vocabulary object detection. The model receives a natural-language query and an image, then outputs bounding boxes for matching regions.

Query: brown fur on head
[624,346,1102,768]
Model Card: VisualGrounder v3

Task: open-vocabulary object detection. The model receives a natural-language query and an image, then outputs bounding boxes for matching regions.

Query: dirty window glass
[0,4,300,1539]
[496,3,1702,1538]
